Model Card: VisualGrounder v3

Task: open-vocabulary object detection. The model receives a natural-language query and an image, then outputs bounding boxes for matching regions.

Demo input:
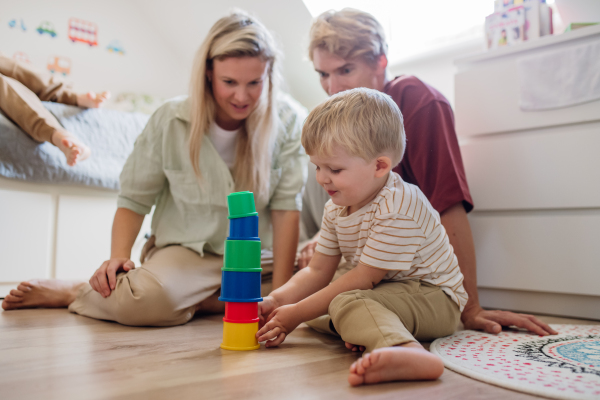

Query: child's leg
[329,280,460,385]
[0,53,79,106]
[0,54,109,108]
[0,73,90,166]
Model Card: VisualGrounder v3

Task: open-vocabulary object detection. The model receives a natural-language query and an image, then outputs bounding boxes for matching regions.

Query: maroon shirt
[385,76,473,213]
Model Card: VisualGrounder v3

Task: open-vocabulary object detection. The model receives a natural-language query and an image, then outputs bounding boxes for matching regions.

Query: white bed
[0,101,154,297]
[0,176,151,297]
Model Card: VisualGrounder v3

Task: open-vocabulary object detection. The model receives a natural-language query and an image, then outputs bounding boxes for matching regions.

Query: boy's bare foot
[77,91,110,108]
[348,342,444,386]
[2,279,85,310]
[51,130,91,166]
[345,342,365,352]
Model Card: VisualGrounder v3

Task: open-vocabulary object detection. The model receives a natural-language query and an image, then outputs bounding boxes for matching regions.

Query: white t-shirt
[208,122,240,169]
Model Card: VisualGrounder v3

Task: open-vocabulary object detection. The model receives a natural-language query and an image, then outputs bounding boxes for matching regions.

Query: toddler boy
[257,87,468,385]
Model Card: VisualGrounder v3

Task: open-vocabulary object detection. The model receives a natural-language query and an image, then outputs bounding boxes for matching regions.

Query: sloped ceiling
[134,0,327,109]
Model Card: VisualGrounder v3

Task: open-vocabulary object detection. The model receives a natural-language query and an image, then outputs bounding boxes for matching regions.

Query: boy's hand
[256,304,303,347]
[258,296,280,328]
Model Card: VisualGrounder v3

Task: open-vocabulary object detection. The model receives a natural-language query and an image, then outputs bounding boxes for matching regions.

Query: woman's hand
[258,295,280,328]
[256,304,303,347]
[89,258,135,298]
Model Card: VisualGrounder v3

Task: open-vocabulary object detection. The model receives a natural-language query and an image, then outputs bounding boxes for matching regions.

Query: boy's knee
[329,289,365,318]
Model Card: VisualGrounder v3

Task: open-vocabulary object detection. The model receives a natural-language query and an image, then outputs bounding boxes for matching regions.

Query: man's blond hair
[302,88,405,165]
[308,8,387,64]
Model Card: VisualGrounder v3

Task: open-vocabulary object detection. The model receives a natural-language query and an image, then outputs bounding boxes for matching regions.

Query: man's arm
[441,203,557,336]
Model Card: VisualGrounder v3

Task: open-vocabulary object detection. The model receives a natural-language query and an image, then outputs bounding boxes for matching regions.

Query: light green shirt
[117,93,308,255]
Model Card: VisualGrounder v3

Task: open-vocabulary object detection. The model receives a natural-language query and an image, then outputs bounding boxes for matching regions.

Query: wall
[0,0,188,98]
[134,0,328,110]
[388,40,485,108]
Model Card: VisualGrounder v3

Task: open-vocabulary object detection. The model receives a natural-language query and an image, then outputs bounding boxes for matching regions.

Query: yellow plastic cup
[221,321,260,351]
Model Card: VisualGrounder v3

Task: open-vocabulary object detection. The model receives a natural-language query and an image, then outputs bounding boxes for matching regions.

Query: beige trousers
[68,244,273,327]
[0,53,78,143]
[306,265,460,354]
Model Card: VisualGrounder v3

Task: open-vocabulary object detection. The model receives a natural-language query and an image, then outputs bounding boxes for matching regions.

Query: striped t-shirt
[316,172,468,311]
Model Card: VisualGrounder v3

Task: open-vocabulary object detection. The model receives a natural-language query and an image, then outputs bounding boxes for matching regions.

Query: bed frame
[0,176,150,297]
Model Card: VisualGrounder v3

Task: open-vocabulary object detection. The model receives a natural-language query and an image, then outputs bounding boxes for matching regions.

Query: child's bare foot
[2,279,85,310]
[348,342,444,386]
[77,91,110,108]
[345,342,365,352]
[51,130,91,166]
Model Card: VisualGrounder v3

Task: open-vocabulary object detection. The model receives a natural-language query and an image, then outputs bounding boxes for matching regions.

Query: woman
[2,10,308,327]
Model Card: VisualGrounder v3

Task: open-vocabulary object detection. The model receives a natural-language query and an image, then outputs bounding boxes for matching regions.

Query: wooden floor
[0,309,598,400]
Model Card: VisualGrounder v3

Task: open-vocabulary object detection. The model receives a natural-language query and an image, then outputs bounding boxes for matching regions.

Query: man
[299,8,556,337]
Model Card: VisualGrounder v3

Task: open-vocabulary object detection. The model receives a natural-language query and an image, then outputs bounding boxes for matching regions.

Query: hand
[298,238,318,269]
[89,258,135,298]
[461,305,558,336]
[256,304,303,347]
[258,296,280,328]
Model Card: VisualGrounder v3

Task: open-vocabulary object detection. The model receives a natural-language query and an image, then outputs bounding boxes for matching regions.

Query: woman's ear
[206,70,213,83]
[374,155,392,178]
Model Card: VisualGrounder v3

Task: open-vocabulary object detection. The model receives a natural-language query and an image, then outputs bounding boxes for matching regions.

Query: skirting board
[479,287,600,320]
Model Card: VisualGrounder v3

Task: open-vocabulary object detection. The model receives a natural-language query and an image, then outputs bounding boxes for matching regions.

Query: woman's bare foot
[1,279,85,310]
[77,91,110,108]
[51,130,91,166]
[348,342,444,386]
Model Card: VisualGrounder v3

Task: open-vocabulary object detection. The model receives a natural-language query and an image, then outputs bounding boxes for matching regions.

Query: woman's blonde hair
[308,8,387,64]
[189,10,281,201]
[302,88,405,165]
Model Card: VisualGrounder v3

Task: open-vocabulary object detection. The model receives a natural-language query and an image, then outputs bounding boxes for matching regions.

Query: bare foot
[348,342,444,386]
[2,279,85,310]
[51,130,91,166]
[77,91,110,108]
[345,342,365,352]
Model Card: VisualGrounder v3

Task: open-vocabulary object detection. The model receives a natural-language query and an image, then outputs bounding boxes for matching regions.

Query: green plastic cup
[223,240,262,271]
[227,191,258,219]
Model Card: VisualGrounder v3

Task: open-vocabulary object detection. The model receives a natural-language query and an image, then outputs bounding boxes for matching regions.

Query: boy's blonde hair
[308,8,387,65]
[302,88,405,165]
[189,10,281,201]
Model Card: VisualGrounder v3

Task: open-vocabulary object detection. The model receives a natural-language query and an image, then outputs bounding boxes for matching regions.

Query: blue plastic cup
[228,215,259,241]
[218,270,262,302]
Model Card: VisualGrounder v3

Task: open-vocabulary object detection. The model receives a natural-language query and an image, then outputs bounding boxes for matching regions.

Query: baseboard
[479,287,600,320]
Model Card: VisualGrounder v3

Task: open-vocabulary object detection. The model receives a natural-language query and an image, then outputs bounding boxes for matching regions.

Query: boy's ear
[374,155,392,178]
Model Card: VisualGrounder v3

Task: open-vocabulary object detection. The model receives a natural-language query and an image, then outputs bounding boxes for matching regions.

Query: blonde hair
[302,88,405,165]
[189,10,281,201]
[308,8,387,64]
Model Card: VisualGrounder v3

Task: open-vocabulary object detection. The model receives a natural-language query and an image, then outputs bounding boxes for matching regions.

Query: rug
[430,325,600,400]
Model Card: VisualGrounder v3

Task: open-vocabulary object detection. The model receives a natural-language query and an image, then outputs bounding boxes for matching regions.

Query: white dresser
[455,25,600,320]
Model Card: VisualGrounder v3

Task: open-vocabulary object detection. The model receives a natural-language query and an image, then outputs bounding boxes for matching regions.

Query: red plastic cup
[224,302,259,323]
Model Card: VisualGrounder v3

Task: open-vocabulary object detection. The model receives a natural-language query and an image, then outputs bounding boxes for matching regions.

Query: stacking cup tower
[219,191,262,351]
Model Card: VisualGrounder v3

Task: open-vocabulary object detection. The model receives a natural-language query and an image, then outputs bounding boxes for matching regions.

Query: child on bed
[256,87,468,386]
[0,53,109,166]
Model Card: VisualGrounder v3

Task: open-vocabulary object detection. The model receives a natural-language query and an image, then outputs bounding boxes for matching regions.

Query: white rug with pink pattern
[430,325,600,400]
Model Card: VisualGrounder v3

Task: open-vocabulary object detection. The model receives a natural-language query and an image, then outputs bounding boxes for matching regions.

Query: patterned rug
[430,325,600,400]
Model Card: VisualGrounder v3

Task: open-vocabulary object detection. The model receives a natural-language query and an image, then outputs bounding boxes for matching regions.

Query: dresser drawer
[470,210,600,296]
[455,51,600,138]
[461,121,600,211]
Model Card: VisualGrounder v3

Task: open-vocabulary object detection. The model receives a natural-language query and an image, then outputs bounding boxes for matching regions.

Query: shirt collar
[175,97,192,122]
